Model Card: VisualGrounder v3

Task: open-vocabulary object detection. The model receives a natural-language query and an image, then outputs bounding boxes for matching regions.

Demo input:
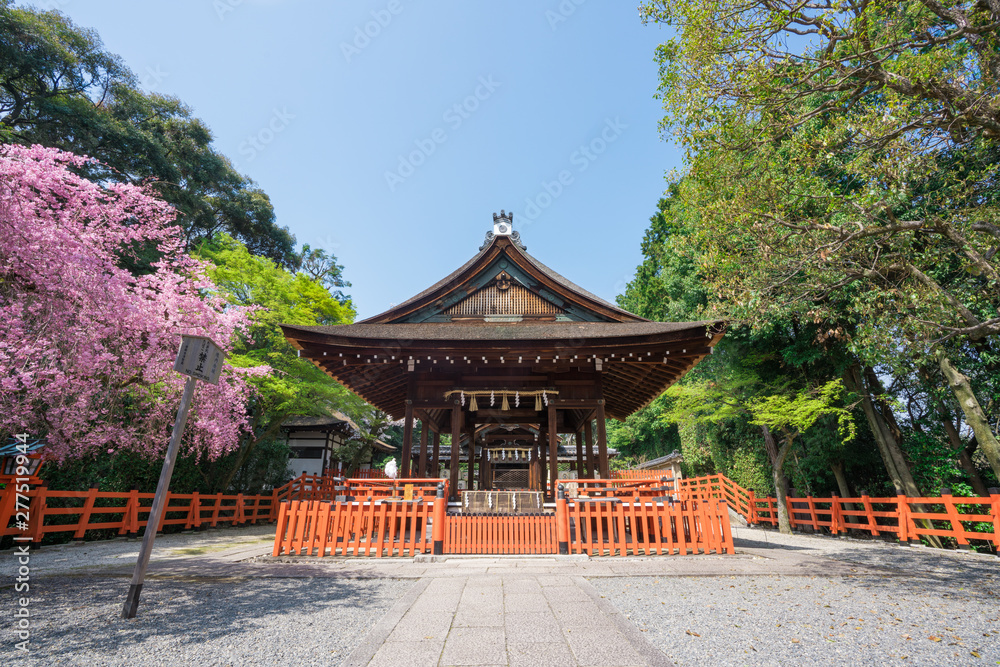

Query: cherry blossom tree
[0,144,266,461]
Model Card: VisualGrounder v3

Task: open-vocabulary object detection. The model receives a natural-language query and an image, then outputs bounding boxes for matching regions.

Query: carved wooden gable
[445,271,565,319]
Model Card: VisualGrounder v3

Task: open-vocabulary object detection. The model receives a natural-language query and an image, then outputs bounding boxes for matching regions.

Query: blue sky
[47,1,681,320]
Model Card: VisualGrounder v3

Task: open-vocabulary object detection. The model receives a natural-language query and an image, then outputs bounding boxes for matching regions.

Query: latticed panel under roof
[445,279,564,318]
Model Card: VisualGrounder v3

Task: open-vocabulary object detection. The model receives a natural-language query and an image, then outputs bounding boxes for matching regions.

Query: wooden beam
[401,399,414,478]
[575,430,584,478]
[432,431,441,477]
[584,420,595,479]
[450,401,462,501]
[418,421,428,478]
[467,430,475,491]
[596,399,609,479]
[548,402,558,502]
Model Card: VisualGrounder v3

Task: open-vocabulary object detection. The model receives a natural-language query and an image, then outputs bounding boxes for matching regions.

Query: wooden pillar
[401,400,414,478]
[530,443,540,491]
[596,399,609,479]
[584,420,595,479]
[467,431,475,491]
[432,431,441,477]
[479,447,489,491]
[450,401,462,501]
[575,429,585,479]
[538,433,547,495]
[548,403,558,502]
[417,421,428,478]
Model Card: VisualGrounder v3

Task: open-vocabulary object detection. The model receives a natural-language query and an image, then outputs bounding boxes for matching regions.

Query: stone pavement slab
[345,572,672,667]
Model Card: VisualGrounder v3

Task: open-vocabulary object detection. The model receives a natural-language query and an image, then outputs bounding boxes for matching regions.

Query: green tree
[641,0,1000,483]
[194,235,358,490]
[0,2,297,266]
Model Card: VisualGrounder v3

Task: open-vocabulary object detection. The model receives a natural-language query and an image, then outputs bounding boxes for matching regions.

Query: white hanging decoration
[460,390,465,406]
[512,494,517,511]
[488,492,493,510]
[464,493,469,509]
[490,390,495,406]
[515,391,520,407]
[542,390,549,407]
[515,450,519,462]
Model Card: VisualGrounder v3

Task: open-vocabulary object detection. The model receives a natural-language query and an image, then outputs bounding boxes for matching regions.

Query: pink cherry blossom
[0,145,269,461]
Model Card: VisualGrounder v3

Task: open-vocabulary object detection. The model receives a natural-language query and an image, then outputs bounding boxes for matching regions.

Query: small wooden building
[282,212,722,501]
[637,449,685,480]
[282,413,394,477]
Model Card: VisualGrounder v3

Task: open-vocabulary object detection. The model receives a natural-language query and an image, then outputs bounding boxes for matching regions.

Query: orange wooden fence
[272,482,734,557]
[611,470,667,480]
[564,497,733,556]
[274,498,435,557]
[0,474,449,545]
[445,513,557,555]
[674,474,1000,550]
[0,485,276,542]
[12,471,996,554]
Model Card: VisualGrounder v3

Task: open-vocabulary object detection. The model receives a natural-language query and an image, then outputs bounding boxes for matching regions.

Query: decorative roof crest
[481,209,527,251]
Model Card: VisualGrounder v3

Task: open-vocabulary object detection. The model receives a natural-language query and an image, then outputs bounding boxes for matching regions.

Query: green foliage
[748,380,856,447]
[678,422,714,478]
[609,455,640,473]
[605,394,681,461]
[191,234,359,490]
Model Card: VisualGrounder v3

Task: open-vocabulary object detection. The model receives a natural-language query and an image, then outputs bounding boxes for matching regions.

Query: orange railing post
[991,488,1000,551]
[432,482,446,555]
[940,487,970,551]
[27,483,47,544]
[895,489,911,545]
[73,488,99,540]
[556,484,569,555]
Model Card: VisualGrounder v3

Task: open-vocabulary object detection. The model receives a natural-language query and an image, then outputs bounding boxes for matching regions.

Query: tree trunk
[919,364,992,497]
[843,365,920,495]
[830,460,851,498]
[761,425,793,534]
[938,410,991,497]
[217,413,288,492]
[938,352,1000,483]
[830,460,859,512]
[844,364,943,548]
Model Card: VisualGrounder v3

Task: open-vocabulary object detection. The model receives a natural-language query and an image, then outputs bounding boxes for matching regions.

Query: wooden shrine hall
[282,211,723,503]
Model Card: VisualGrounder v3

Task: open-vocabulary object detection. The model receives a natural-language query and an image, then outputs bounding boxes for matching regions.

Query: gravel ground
[3,574,414,666]
[592,526,1000,666]
[0,524,277,579]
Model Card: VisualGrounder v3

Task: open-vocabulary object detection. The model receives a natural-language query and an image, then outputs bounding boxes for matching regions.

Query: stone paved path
[352,571,669,667]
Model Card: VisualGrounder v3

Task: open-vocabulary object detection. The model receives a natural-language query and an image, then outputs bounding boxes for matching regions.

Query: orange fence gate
[444,513,557,555]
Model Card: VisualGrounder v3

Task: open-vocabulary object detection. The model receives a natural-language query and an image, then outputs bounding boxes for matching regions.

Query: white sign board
[173,335,225,384]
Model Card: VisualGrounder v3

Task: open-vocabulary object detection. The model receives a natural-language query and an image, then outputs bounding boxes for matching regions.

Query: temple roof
[282,213,723,421]
[363,228,642,324]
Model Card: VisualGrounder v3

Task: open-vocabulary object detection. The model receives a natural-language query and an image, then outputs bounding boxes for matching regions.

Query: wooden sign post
[123,335,225,619]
